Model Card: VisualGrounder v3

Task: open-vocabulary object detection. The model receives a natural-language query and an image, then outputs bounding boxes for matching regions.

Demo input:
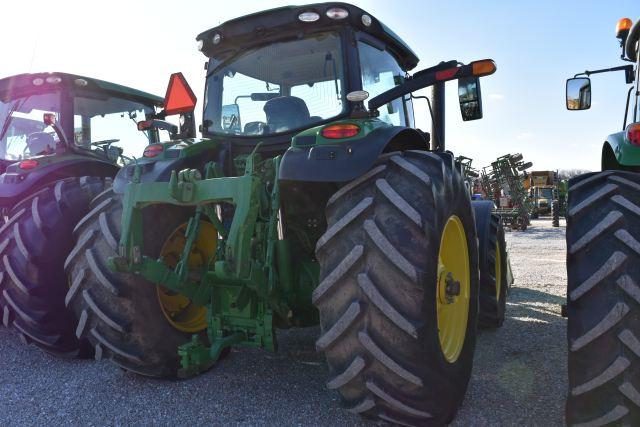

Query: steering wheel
[626,18,640,62]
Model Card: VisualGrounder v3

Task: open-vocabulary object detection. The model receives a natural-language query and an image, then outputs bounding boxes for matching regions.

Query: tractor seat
[26,132,56,156]
[263,96,310,133]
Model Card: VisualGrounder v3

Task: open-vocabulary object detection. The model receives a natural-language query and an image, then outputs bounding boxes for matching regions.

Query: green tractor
[527,170,565,227]
[564,16,640,425]
[0,72,193,356]
[63,4,508,424]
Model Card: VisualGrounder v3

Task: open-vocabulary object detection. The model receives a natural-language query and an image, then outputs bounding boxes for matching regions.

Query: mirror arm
[575,64,634,82]
[51,123,70,147]
[368,60,459,112]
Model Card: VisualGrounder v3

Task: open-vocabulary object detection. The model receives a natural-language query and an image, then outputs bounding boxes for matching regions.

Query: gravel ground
[0,218,567,426]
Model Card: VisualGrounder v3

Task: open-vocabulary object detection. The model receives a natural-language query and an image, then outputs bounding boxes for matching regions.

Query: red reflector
[137,120,153,131]
[321,124,360,139]
[18,159,39,170]
[163,72,197,116]
[143,144,164,158]
[627,123,640,146]
[435,67,459,81]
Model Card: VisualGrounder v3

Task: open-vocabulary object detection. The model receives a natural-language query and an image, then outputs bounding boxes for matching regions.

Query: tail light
[435,68,459,81]
[19,159,39,170]
[627,123,640,146]
[321,124,360,139]
[143,144,164,158]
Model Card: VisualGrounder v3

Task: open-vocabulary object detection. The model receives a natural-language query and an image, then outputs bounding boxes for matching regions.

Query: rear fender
[605,131,640,168]
[279,126,428,183]
[0,159,118,208]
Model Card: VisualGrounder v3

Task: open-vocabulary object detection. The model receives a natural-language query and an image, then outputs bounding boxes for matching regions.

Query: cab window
[358,41,410,126]
[73,96,155,161]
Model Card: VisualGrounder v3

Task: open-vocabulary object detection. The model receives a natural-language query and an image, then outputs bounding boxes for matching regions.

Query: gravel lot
[0,218,567,426]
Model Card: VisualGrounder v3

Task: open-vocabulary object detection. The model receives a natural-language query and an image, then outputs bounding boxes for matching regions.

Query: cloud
[488,93,504,100]
[517,132,534,140]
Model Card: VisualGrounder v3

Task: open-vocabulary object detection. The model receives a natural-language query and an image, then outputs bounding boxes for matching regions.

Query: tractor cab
[190,2,494,184]
[0,72,172,173]
[0,72,197,208]
[197,3,420,151]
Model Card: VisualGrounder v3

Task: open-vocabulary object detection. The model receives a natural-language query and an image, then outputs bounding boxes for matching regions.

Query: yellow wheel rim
[495,241,502,301]
[436,215,470,363]
[156,221,217,333]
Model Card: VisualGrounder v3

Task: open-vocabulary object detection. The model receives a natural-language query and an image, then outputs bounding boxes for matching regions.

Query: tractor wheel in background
[565,171,640,425]
[65,190,215,377]
[315,151,479,426]
[552,200,560,227]
[0,177,109,357]
[515,215,528,231]
[474,206,508,329]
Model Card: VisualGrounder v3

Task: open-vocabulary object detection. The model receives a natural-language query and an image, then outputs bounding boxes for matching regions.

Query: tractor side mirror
[221,104,241,132]
[566,78,591,110]
[457,77,483,121]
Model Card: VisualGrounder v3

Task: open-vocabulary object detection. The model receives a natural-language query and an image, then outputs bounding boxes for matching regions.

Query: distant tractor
[0,72,192,357]
[481,153,532,230]
[564,17,640,425]
[62,4,510,424]
[526,170,565,227]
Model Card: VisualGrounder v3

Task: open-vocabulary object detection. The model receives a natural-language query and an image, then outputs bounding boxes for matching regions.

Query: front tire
[314,151,479,426]
[0,177,108,357]
[566,171,640,426]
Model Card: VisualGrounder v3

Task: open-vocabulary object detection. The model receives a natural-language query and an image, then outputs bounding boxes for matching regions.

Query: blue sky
[1,0,637,170]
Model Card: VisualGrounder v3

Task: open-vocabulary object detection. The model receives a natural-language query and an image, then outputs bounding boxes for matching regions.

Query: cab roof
[197,2,419,71]
[0,72,163,106]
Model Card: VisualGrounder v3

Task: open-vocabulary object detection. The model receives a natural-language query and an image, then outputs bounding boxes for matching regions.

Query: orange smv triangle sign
[163,72,197,116]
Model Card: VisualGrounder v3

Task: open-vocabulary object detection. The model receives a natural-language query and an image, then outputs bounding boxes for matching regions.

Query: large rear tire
[0,177,108,357]
[566,171,640,426]
[314,151,479,426]
[65,190,211,377]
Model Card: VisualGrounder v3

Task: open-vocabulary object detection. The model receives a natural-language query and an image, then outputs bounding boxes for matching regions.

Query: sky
[1,0,638,171]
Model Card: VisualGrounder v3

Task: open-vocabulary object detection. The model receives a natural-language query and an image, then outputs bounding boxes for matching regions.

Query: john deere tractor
[64,4,509,424]
[0,72,193,357]
[526,170,565,227]
[564,17,640,425]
